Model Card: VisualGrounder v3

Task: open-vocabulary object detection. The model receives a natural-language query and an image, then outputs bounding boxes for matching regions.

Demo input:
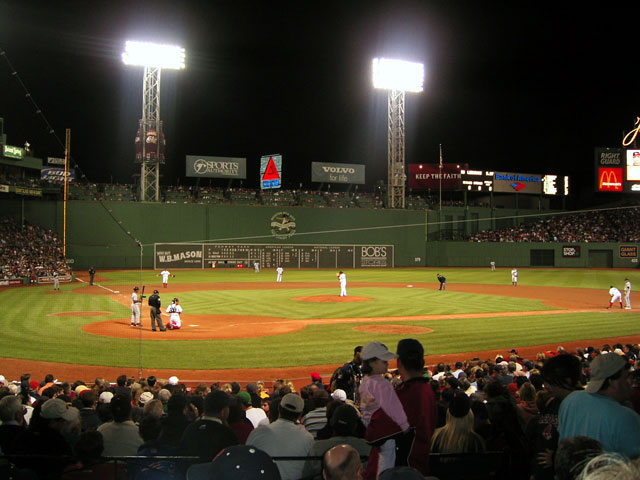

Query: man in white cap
[247,392,314,480]
[558,353,640,458]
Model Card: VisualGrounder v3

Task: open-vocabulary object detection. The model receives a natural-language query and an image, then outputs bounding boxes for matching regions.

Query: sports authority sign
[185,156,247,179]
[408,164,463,190]
[493,172,543,194]
[311,162,365,184]
[594,148,623,192]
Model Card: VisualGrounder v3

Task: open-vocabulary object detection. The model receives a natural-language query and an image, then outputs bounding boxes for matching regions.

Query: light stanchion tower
[372,58,424,209]
[122,41,185,202]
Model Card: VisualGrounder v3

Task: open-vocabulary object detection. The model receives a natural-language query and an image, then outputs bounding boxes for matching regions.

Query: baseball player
[437,273,446,290]
[490,261,496,271]
[276,265,284,282]
[338,271,347,297]
[511,268,518,286]
[166,297,182,330]
[254,261,260,273]
[88,267,96,285]
[52,272,60,291]
[130,286,142,326]
[624,278,632,309]
[148,289,166,332]
[158,269,174,288]
[608,285,623,309]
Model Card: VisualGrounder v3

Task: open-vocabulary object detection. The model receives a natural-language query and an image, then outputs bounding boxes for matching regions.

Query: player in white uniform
[159,269,174,288]
[166,297,182,330]
[338,271,347,297]
[624,278,632,309]
[130,286,142,326]
[490,261,496,271]
[511,268,518,286]
[52,272,60,291]
[276,266,284,282]
[608,286,623,309]
[254,261,260,273]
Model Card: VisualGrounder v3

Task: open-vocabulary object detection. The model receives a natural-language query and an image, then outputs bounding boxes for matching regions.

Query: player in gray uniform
[130,286,142,326]
[624,278,632,309]
[52,272,60,291]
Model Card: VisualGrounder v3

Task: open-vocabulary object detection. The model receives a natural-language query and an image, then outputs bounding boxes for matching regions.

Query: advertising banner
[155,244,204,268]
[41,167,75,183]
[594,147,623,192]
[260,154,282,189]
[311,162,365,184]
[185,156,247,179]
[493,172,543,194]
[3,144,24,160]
[408,164,463,190]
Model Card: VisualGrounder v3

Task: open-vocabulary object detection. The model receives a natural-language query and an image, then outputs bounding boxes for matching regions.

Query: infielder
[276,265,284,282]
[437,273,447,291]
[608,285,623,309]
[166,297,182,330]
[624,278,632,309]
[511,268,518,286]
[159,269,174,288]
[131,286,142,326]
[338,271,347,297]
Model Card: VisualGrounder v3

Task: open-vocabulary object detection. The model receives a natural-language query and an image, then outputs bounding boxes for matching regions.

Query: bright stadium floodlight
[372,57,424,208]
[123,40,185,202]
[372,57,424,93]
[122,40,185,70]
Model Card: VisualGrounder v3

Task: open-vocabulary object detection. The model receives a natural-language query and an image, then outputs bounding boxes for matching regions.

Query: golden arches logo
[599,168,622,191]
[623,117,640,147]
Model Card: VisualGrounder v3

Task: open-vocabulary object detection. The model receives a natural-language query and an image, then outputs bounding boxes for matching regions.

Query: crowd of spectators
[1,339,640,479]
[468,207,640,243]
[0,217,70,280]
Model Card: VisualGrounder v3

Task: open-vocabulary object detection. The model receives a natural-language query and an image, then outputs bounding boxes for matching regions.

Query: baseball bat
[140,285,146,299]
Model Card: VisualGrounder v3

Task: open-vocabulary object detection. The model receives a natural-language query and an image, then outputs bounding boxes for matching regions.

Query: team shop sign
[185,156,247,179]
[493,172,542,194]
[311,162,365,184]
[408,164,462,190]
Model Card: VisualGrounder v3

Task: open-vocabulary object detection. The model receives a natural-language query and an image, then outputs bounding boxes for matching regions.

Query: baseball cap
[75,385,90,395]
[331,389,347,402]
[330,404,359,433]
[361,341,397,361]
[586,353,627,393]
[99,391,114,403]
[310,372,321,381]
[237,391,251,406]
[280,393,304,414]
[448,390,471,418]
[41,398,77,421]
[168,376,179,385]
[187,445,281,480]
[153,289,159,294]
[139,391,154,404]
[0,375,6,386]
[396,339,424,358]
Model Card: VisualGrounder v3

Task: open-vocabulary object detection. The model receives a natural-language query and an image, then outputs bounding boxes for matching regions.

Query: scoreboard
[154,243,394,269]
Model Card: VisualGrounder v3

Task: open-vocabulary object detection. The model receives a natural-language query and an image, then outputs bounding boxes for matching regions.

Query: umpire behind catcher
[148,289,166,332]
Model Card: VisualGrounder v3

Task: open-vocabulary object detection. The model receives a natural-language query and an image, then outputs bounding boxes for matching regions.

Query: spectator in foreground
[322,444,363,480]
[431,390,485,455]
[187,444,281,480]
[554,436,603,480]
[97,394,143,457]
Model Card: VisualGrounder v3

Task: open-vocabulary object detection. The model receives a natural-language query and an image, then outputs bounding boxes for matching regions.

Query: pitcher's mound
[293,295,372,303]
[354,325,434,334]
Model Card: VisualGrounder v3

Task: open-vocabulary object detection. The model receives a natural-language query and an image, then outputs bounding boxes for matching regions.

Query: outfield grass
[4,268,638,370]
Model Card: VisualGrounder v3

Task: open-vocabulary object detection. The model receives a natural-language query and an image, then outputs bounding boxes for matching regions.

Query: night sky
[1,1,639,197]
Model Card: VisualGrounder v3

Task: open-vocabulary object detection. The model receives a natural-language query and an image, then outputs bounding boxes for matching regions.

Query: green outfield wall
[4,198,637,269]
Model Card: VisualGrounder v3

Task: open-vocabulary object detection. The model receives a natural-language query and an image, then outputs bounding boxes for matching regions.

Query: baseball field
[3,267,639,385]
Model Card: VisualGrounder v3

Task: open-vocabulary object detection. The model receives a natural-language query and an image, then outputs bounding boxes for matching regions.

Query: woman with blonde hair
[431,390,485,454]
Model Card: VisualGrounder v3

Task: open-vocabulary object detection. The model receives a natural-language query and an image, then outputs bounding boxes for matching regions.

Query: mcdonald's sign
[597,167,622,192]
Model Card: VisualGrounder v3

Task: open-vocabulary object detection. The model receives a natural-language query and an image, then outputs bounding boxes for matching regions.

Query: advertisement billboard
[311,162,365,184]
[41,167,75,183]
[408,164,464,190]
[185,156,247,179]
[594,147,623,192]
[260,154,282,189]
[493,172,543,194]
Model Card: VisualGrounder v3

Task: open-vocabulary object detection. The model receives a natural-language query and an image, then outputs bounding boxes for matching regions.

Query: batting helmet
[133,286,139,291]
[173,298,179,303]
[153,289,159,294]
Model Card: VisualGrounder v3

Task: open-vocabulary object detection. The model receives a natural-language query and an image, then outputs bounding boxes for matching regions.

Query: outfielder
[624,278,632,309]
[511,268,518,286]
[166,298,182,330]
[52,272,60,291]
[131,286,142,326]
[338,271,347,297]
[276,265,284,282]
[159,269,174,288]
[254,261,260,273]
[608,285,623,309]
[490,261,496,271]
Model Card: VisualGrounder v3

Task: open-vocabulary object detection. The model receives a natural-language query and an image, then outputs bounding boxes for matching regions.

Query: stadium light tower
[372,58,424,209]
[122,40,185,202]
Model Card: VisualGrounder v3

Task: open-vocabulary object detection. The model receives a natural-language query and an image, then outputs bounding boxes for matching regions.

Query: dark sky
[1,1,639,196]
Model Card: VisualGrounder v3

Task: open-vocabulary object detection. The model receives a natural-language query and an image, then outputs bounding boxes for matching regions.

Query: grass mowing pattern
[5,268,639,369]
